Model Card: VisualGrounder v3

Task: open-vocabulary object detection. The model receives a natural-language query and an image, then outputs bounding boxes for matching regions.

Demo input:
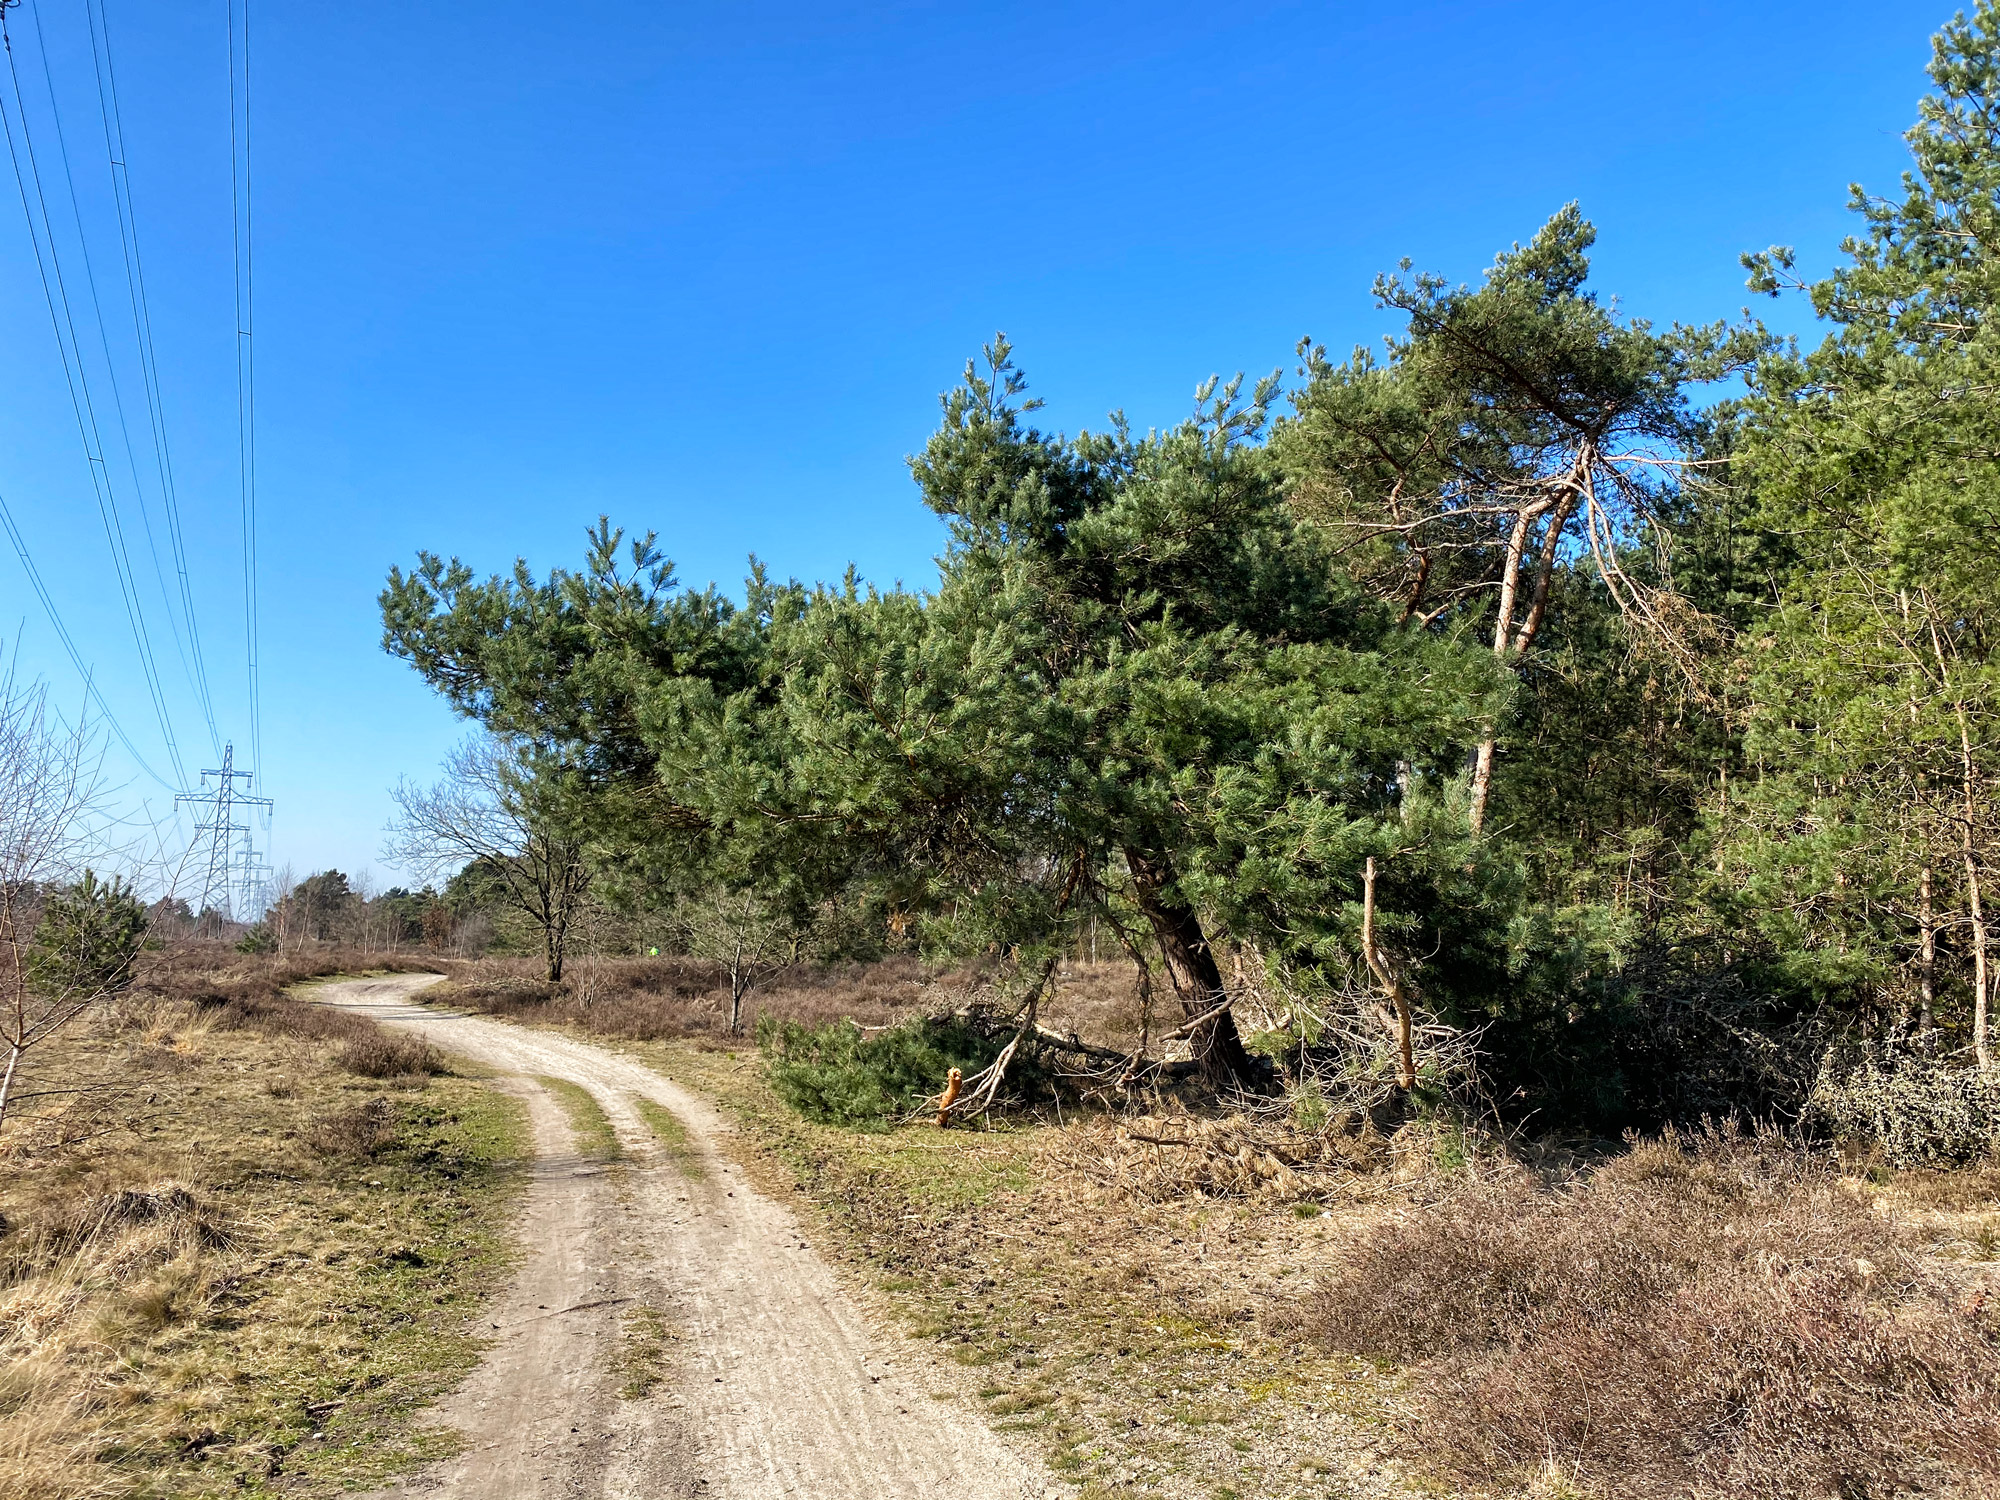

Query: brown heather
[433,952,1147,1047]
[1302,1123,2000,1500]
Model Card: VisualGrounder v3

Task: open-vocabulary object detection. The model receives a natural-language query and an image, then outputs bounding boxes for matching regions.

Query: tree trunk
[1467,737,1499,838]
[1468,489,1572,838]
[1919,860,1937,1037]
[1962,830,1990,1071]
[1956,703,1992,1070]
[729,967,748,1037]
[1362,857,1416,1090]
[1909,655,1936,1040]
[1468,505,1537,837]
[0,1042,19,1138]
[1962,805,1991,1072]
[1123,849,1259,1088]
[544,904,568,983]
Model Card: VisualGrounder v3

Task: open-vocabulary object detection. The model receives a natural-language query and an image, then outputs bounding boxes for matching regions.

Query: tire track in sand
[325,974,1056,1500]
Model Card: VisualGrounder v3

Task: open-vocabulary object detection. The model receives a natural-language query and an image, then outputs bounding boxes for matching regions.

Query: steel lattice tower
[175,744,272,921]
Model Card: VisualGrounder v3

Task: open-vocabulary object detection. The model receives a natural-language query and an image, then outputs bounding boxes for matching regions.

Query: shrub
[193,976,443,1079]
[28,870,148,997]
[1302,1124,2000,1499]
[307,1098,398,1158]
[1806,1045,2000,1167]
[434,953,959,1042]
[758,1013,1027,1128]
[335,1032,443,1080]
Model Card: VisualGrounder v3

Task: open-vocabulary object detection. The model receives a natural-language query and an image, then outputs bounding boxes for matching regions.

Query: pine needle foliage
[757,1013,1031,1130]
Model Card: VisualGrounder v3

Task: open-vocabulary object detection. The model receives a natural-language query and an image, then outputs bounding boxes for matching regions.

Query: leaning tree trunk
[1124,849,1260,1089]
[0,1042,21,1138]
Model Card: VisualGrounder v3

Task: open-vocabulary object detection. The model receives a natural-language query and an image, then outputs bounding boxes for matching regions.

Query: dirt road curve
[322,975,1057,1500]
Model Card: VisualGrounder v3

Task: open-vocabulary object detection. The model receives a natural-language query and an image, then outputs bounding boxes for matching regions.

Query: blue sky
[0,0,1956,891]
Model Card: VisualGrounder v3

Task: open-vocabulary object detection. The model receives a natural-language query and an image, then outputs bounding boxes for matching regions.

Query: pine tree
[1729,0,2000,1067]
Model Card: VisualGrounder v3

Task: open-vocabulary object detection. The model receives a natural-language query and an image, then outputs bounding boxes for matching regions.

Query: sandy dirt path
[323,974,1055,1500]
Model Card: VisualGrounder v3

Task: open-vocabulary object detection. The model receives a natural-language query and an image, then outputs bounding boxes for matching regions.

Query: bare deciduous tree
[676,886,799,1036]
[385,737,588,981]
[0,680,118,1135]
[266,863,297,947]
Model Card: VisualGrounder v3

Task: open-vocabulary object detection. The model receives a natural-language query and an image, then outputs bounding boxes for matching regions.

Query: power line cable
[226,0,262,800]
[0,4,189,790]
[82,0,222,757]
[22,0,199,746]
[0,488,177,789]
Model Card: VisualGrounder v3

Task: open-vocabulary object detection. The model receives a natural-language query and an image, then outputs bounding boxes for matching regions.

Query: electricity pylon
[175,743,272,921]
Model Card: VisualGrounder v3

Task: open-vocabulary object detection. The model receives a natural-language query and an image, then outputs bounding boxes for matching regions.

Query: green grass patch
[533,1075,622,1162]
[616,1303,677,1399]
[631,1095,702,1177]
[987,1386,1054,1415]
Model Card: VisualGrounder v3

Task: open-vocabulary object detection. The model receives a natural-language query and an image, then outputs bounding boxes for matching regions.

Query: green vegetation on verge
[533,1074,622,1162]
[630,1094,702,1176]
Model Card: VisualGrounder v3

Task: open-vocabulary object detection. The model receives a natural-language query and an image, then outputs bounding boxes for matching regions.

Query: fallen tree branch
[1028,1021,1135,1064]
[1162,997,1235,1043]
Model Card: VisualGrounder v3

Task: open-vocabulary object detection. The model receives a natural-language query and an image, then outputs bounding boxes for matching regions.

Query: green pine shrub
[29,870,148,998]
[756,1012,1029,1129]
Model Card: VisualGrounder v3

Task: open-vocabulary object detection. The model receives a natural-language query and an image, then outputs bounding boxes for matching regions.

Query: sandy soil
[323,974,1057,1500]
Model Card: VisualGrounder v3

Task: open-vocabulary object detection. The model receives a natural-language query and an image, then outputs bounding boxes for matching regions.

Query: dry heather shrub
[1807,1048,2000,1167]
[440,954,1145,1054]
[437,959,715,1039]
[437,954,950,1040]
[306,1098,397,1158]
[1305,1124,2000,1500]
[132,942,439,1011]
[201,989,370,1044]
[334,1031,442,1079]
[163,955,442,1077]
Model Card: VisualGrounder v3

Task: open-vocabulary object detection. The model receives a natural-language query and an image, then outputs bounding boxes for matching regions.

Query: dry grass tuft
[1301,1122,2000,1500]
[20,1184,230,1268]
